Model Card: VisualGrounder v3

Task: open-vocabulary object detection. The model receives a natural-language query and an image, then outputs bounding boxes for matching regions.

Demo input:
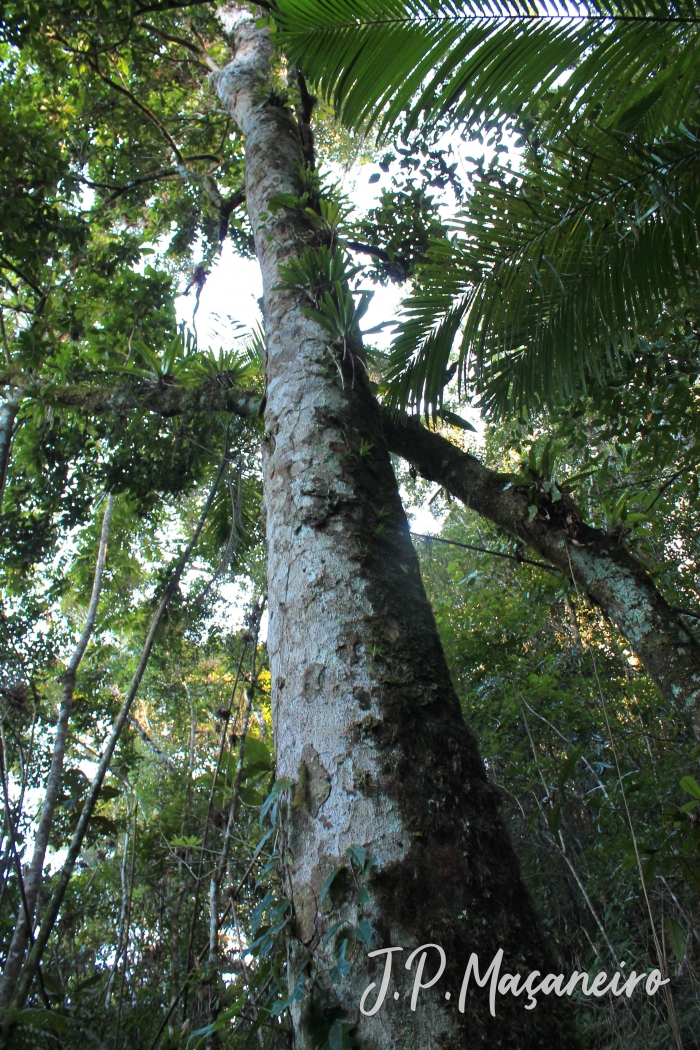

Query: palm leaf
[275,0,700,138]
[382,124,700,415]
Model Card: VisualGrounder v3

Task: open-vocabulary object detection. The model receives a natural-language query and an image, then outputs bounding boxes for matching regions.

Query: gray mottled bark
[0,493,114,1011]
[213,23,576,1050]
[30,372,700,718]
[383,412,700,739]
[0,395,18,510]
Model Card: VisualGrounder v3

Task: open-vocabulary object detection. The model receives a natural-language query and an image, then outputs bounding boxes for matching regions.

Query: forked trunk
[214,23,576,1049]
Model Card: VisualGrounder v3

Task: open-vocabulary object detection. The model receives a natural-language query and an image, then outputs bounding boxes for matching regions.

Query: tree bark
[213,23,576,1050]
[0,395,18,510]
[0,493,114,1010]
[20,375,700,733]
[383,411,700,738]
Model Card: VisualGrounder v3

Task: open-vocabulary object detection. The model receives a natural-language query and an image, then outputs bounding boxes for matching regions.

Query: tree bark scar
[214,21,578,1050]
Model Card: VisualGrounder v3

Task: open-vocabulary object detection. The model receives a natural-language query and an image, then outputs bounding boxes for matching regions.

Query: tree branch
[138,20,219,70]
[410,530,560,573]
[128,714,176,770]
[11,376,262,420]
[382,409,700,737]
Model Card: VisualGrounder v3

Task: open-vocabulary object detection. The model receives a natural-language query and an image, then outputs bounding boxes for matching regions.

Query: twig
[411,531,560,572]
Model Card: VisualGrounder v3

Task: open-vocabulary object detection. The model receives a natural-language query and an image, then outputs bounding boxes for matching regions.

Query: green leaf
[680,776,700,800]
[665,916,686,962]
[329,1018,345,1050]
[15,1008,67,1034]
[346,844,366,871]
[170,835,202,849]
[323,919,350,950]
[353,919,372,947]
[238,785,265,806]
[320,864,346,904]
[680,858,700,894]
[557,747,583,793]
[621,854,637,873]
[260,777,292,824]
[547,803,562,836]
[186,1003,242,1048]
[72,972,104,994]
[437,407,476,432]
[641,854,657,885]
[242,735,273,776]
[89,815,119,837]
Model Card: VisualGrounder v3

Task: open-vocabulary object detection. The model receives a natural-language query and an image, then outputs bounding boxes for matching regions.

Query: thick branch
[342,239,411,281]
[383,410,700,738]
[12,377,261,420]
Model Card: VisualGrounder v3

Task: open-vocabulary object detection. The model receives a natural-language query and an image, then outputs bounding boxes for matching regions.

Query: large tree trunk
[34,379,700,718]
[383,412,700,740]
[213,24,576,1049]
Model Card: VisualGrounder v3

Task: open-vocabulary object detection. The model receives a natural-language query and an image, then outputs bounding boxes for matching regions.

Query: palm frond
[275,0,700,137]
[381,255,470,417]
[382,125,700,415]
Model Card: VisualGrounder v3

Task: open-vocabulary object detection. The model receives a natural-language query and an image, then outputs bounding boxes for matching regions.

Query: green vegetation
[0,1,699,1048]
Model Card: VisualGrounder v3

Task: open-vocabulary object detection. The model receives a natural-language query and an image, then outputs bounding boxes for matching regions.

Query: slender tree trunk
[207,619,260,1047]
[213,23,576,1049]
[0,395,18,510]
[383,412,700,739]
[2,453,227,1028]
[105,803,133,1012]
[0,493,114,1009]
